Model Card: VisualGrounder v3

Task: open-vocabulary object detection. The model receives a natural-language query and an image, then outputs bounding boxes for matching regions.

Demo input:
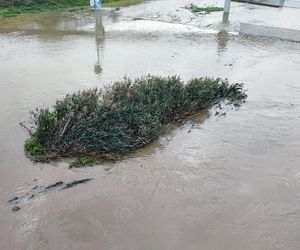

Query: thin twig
[19,122,33,136]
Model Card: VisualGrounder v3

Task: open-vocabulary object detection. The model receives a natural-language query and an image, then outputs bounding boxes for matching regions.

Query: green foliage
[0,0,86,16]
[0,8,21,17]
[69,156,100,168]
[69,154,118,168]
[0,0,142,16]
[0,0,141,10]
[0,0,86,8]
[185,4,224,14]
[30,108,57,146]
[25,75,247,162]
[102,0,143,7]
[24,137,45,156]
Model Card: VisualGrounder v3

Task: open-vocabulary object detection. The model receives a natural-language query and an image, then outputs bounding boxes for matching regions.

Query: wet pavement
[1,0,300,249]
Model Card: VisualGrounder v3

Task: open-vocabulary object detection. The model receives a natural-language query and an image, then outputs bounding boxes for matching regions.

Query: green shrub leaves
[24,75,247,163]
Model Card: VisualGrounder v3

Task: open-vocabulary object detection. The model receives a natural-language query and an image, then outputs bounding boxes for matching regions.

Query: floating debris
[11,205,21,212]
[7,197,19,204]
[44,181,64,191]
[62,179,93,189]
[8,178,93,211]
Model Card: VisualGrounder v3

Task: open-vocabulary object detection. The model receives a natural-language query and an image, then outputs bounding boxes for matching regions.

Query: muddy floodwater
[1,0,300,249]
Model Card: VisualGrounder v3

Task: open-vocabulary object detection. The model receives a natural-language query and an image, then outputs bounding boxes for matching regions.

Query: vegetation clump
[185,4,224,14]
[0,0,85,16]
[0,0,143,17]
[24,137,45,156]
[24,75,246,165]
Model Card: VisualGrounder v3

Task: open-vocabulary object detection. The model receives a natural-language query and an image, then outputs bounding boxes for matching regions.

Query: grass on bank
[0,0,144,17]
[24,75,247,167]
[185,4,224,14]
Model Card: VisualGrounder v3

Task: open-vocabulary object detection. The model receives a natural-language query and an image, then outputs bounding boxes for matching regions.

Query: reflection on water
[216,13,230,55]
[217,30,230,55]
[94,10,105,75]
[222,12,229,24]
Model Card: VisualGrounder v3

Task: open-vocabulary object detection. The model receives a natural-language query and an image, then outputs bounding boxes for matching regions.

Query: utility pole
[223,0,231,23]
[91,0,101,10]
[279,0,284,7]
[224,0,231,14]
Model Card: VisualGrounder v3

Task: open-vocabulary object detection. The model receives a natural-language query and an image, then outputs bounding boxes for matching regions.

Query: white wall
[238,0,281,6]
[284,0,300,8]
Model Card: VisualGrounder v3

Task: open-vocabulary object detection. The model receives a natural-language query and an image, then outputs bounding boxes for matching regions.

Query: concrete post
[224,0,231,13]
[279,0,284,7]
[92,0,101,10]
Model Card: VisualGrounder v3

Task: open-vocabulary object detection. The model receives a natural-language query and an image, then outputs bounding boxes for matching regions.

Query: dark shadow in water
[135,110,211,157]
[95,10,105,75]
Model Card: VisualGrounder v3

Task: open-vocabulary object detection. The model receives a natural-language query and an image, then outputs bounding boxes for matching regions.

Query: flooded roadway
[1,0,300,249]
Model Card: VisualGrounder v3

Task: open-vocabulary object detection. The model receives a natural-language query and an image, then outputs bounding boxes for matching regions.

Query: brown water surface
[1,1,300,249]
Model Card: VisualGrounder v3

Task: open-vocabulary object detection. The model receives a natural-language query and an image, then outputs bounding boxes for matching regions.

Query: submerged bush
[24,75,246,162]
